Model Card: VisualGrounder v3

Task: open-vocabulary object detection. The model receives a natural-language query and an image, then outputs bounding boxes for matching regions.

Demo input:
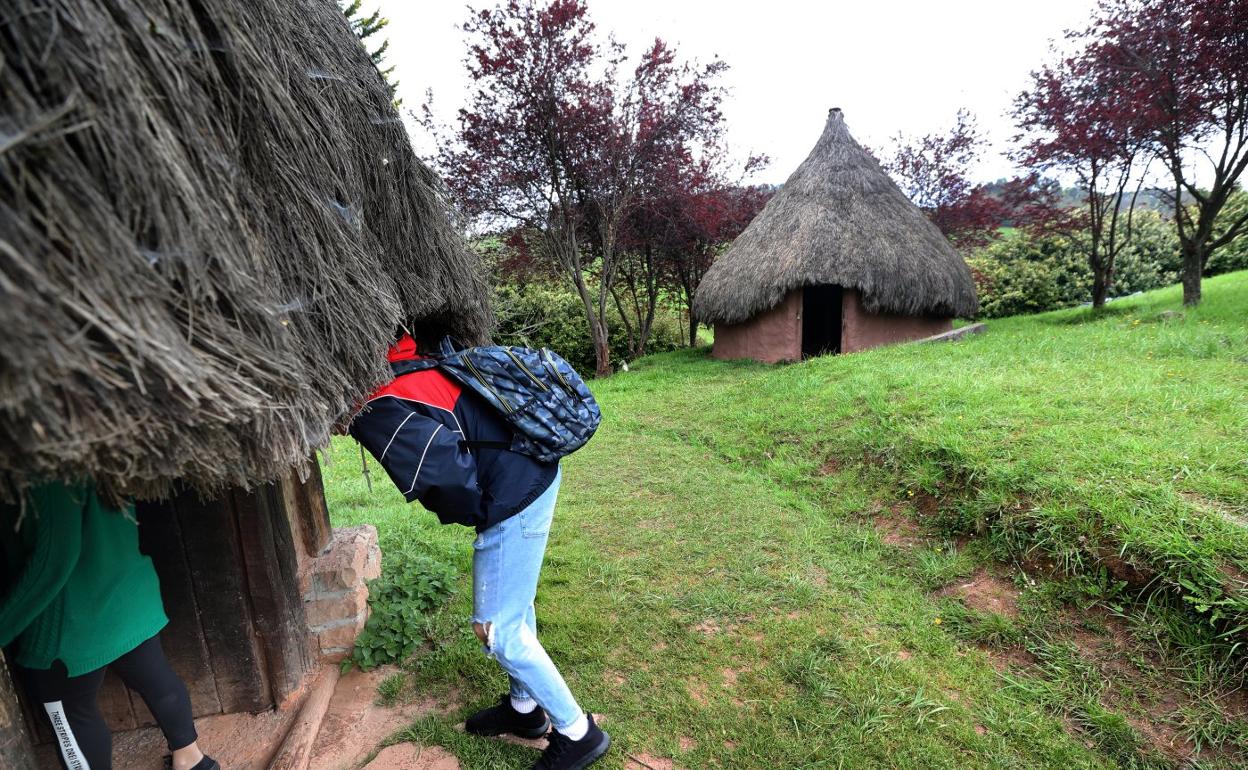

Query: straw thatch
[694,109,978,325]
[0,0,492,500]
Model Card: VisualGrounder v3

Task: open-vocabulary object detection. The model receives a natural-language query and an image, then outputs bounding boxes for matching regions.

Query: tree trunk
[557,234,612,378]
[687,312,698,348]
[590,316,611,378]
[1091,268,1109,309]
[611,287,636,357]
[636,282,658,359]
[1181,242,1203,306]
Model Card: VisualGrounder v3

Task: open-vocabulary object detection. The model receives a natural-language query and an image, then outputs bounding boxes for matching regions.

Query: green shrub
[968,213,1181,318]
[1207,190,1248,277]
[1112,209,1181,294]
[967,233,1089,318]
[348,551,457,670]
[493,280,683,373]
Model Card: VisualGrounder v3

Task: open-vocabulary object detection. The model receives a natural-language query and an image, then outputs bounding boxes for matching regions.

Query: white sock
[557,712,589,741]
[510,696,538,714]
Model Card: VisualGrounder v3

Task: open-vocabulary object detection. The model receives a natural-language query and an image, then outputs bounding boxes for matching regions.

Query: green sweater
[0,483,168,676]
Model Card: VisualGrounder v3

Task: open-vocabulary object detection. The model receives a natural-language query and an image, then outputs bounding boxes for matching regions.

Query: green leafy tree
[1207,189,1248,277]
[339,0,400,104]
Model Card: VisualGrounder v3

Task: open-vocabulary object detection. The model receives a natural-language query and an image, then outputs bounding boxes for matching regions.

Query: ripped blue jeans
[471,468,582,730]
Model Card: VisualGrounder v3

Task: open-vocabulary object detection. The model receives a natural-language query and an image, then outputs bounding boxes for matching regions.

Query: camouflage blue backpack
[389,337,601,462]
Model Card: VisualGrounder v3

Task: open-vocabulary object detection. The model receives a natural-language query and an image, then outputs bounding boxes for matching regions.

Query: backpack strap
[458,439,513,452]
[389,358,441,377]
[388,354,515,453]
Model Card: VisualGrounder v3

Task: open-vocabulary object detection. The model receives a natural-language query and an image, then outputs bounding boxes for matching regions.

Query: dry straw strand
[0,0,493,500]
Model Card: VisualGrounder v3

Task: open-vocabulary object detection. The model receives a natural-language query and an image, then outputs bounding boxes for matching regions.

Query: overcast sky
[369,0,1100,186]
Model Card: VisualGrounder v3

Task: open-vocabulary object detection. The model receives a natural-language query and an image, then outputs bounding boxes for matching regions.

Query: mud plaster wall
[712,287,951,362]
[840,289,952,353]
[711,290,802,363]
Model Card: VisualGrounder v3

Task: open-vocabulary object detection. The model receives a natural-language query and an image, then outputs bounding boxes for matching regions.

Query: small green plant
[1176,698,1248,754]
[936,597,1027,649]
[779,637,845,701]
[348,551,458,671]
[1073,701,1158,768]
[893,686,952,728]
[913,541,976,590]
[376,671,406,706]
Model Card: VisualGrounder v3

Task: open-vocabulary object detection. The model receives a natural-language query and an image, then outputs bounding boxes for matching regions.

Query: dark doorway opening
[802,284,843,358]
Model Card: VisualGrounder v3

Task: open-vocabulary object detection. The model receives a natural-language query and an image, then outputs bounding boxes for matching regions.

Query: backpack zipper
[463,355,514,413]
[506,348,549,391]
[543,349,574,392]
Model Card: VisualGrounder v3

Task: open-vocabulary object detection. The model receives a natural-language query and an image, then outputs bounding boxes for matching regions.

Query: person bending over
[349,333,609,770]
[1,482,217,770]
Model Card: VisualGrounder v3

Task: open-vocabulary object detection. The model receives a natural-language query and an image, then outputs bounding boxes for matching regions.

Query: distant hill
[977,179,1195,214]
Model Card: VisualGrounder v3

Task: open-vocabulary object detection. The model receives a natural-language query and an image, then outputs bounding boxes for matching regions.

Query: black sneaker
[163,755,219,770]
[465,694,551,739]
[532,714,610,770]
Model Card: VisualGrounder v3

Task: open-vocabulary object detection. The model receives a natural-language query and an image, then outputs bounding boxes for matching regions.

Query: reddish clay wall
[840,289,951,353]
[712,287,953,362]
[712,290,802,363]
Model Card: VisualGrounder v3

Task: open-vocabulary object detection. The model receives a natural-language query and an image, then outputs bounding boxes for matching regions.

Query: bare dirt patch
[625,753,675,770]
[1221,562,1248,592]
[818,456,843,475]
[310,666,450,770]
[936,569,1021,618]
[913,491,941,518]
[1058,605,1248,765]
[362,743,460,770]
[810,565,829,588]
[692,615,754,636]
[679,736,697,751]
[108,706,298,770]
[982,644,1035,673]
[692,619,721,635]
[1179,491,1248,530]
[686,678,710,705]
[872,503,925,547]
[1092,545,1156,590]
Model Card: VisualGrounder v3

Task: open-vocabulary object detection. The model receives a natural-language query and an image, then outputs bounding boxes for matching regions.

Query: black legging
[17,634,196,770]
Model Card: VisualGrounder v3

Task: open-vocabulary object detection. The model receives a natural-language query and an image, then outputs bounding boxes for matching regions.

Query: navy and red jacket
[349,335,559,531]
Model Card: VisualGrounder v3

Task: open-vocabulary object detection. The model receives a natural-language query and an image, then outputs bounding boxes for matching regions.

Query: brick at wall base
[306,584,369,628]
[304,525,382,663]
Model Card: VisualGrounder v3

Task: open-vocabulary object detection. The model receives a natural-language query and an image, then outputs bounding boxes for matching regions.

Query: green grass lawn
[325,271,1248,769]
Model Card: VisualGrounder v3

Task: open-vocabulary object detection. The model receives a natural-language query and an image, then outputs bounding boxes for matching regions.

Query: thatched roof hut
[694,109,977,362]
[0,0,492,500]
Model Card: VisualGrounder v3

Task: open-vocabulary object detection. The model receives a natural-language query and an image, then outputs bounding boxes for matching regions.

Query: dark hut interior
[694,109,977,363]
[0,0,491,766]
[801,285,844,357]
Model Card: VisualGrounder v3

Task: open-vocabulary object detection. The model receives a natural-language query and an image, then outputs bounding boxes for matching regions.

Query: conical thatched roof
[695,109,978,325]
[0,0,492,500]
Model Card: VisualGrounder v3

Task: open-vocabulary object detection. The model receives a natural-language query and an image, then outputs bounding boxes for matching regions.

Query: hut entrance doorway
[802,285,843,358]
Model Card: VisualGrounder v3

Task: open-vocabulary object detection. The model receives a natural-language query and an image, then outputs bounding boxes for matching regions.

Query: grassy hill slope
[618,271,1247,657]
[325,271,1248,769]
